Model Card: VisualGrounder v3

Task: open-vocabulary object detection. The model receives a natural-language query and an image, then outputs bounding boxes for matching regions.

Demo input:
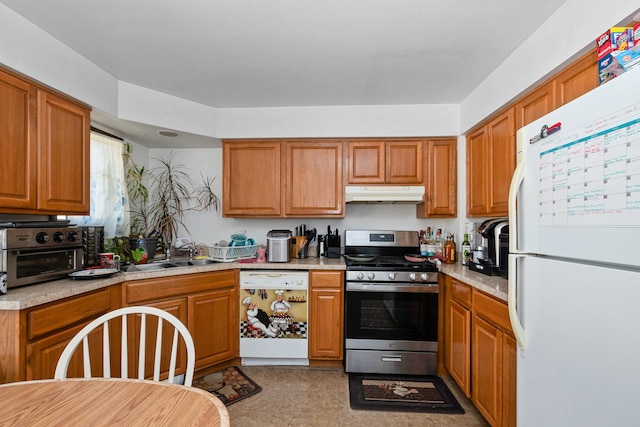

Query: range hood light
[345,185,425,204]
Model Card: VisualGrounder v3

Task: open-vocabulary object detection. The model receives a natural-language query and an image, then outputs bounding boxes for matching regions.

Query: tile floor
[226,366,489,427]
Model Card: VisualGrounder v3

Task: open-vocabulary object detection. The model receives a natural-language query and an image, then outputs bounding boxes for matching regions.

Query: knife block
[291,236,308,259]
[326,234,341,259]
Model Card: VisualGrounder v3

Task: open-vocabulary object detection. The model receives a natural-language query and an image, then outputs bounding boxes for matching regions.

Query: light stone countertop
[0,256,346,311]
[439,263,508,302]
[1,256,509,310]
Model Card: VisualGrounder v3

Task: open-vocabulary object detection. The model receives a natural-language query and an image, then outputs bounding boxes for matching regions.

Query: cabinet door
[130,298,188,381]
[502,333,517,427]
[487,109,515,216]
[188,286,239,369]
[284,141,344,216]
[347,140,385,184]
[472,315,503,427]
[515,80,557,129]
[555,50,598,107]
[27,323,108,380]
[419,138,457,217]
[0,69,37,210]
[466,126,489,216]
[386,139,423,184]
[309,270,344,360]
[222,140,282,217]
[447,300,471,397]
[37,90,90,213]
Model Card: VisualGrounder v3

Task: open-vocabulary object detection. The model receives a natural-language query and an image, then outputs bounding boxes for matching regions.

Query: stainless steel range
[344,230,439,375]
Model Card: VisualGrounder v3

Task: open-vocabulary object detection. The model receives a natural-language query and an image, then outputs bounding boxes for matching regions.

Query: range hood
[345,185,425,204]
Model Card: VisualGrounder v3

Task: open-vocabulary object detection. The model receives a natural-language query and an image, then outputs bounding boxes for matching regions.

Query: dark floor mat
[193,366,261,406]
[349,373,464,414]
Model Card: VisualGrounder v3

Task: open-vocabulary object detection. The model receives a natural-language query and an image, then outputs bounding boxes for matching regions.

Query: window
[68,132,129,238]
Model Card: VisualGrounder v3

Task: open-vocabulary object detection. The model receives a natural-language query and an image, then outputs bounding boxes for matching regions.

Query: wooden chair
[54,306,196,386]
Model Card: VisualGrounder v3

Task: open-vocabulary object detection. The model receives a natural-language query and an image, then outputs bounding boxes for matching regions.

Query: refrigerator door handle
[508,253,526,352]
[508,128,526,254]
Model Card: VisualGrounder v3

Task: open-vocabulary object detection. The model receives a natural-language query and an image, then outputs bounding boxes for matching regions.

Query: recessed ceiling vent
[158,130,178,137]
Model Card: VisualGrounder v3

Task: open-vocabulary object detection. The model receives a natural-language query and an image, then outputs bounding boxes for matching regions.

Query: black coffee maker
[469,218,508,276]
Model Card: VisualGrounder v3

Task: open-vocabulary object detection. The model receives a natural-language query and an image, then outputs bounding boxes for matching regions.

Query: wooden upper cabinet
[555,50,598,107]
[0,68,37,210]
[466,126,489,216]
[515,80,557,130]
[284,140,344,217]
[467,108,515,217]
[418,138,457,218]
[0,67,90,215]
[347,139,423,184]
[37,90,90,213]
[487,109,515,216]
[386,139,423,184]
[347,140,385,183]
[222,140,282,217]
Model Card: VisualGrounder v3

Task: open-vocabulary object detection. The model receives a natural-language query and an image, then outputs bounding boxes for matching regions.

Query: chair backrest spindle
[54,306,195,386]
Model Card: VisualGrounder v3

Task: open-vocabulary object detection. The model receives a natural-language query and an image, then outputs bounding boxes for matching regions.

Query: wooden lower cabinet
[444,275,516,427]
[20,286,121,382]
[448,299,471,396]
[125,270,239,376]
[188,287,238,369]
[309,270,344,360]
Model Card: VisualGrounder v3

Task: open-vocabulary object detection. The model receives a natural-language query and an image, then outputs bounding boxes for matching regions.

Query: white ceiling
[1,0,568,147]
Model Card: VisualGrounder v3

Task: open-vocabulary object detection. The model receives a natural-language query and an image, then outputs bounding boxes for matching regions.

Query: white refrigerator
[508,66,640,426]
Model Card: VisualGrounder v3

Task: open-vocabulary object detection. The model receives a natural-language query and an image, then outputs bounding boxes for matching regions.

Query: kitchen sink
[122,258,216,273]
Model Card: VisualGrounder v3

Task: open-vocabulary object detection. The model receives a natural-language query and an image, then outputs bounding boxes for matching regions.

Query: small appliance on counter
[468,218,508,276]
[498,224,509,278]
[325,226,341,258]
[266,230,292,262]
[80,226,104,267]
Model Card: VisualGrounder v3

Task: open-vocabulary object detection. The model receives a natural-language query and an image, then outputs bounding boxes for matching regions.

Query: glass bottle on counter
[435,228,443,257]
[462,233,471,266]
[443,234,455,264]
[419,230,428,256]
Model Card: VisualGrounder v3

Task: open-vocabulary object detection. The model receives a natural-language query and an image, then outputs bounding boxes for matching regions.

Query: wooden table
[0,378,230,426]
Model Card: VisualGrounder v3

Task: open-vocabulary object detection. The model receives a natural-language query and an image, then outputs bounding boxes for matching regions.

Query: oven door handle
[346,283,438,293]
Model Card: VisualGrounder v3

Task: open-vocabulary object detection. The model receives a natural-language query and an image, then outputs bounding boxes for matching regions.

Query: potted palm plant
[110,143,219,264]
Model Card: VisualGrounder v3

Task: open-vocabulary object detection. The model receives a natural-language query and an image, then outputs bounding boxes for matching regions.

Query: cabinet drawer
[27,288,112,340]
[450,279,471,307]
[310,270,343,289]
[126,270,237,304]
[472,290,512,333]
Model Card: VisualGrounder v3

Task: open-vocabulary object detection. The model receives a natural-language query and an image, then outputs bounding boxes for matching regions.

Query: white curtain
[69,132,129,238]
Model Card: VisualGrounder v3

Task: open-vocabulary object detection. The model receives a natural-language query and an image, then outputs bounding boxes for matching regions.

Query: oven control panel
[346,270,437,283]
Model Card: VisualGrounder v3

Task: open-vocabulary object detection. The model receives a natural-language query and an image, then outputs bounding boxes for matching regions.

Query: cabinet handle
[381,356,402,363]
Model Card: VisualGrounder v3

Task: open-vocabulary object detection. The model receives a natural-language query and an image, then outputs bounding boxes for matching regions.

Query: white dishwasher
[239,270,309,365]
